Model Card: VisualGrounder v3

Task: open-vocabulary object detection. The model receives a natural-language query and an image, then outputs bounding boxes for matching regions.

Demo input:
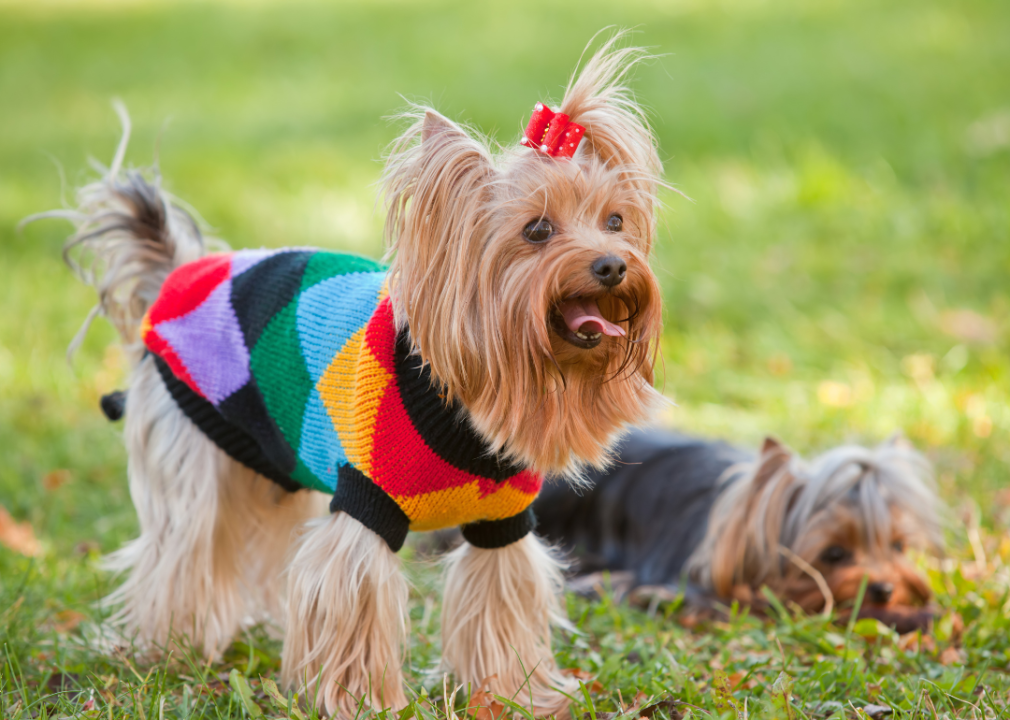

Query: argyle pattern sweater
[140,248,542,551]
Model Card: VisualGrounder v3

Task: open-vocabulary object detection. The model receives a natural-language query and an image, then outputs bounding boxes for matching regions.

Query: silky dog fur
[535,429,944,632]
[36,37,665,717]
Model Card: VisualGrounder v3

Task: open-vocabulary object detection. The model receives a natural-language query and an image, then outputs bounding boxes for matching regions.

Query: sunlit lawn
[2,0,1009,717]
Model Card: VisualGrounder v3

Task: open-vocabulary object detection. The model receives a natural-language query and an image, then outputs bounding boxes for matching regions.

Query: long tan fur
[688,436,944,610]
[281,512,408,717]
[104,357,321,657]
[382,34,665,476]
[441,534,578,715]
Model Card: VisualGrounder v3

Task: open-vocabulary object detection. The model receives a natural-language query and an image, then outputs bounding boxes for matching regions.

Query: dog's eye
[892,539,905,553]
[606,214,623,233]
[819,545,850,564]
[523,219,554,244]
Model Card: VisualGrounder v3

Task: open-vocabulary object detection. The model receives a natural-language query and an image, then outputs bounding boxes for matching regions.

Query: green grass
[2,0,1009,717]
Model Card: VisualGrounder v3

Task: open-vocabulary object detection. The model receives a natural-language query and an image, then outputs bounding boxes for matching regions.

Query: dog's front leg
[281,511,408,717]
[441,535,579,716]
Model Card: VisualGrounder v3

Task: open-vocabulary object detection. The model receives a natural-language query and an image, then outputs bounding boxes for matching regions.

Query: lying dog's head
[689,435,943,626]
[380,37,665,476]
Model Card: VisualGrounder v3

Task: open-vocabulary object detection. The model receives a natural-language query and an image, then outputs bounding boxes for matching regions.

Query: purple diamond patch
[154,278,251,405]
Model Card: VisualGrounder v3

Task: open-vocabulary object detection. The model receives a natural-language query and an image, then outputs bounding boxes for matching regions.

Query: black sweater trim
[394,331,525,481]
[330,465,411,552]
[462,507,536,549]
[154,356,302,494]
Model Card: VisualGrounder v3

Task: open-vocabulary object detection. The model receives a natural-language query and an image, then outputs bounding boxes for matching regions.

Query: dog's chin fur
[382,41,665,477]
[688,435,944,614]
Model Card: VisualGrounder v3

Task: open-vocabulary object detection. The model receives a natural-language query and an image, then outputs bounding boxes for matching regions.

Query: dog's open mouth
[551,297,626,349]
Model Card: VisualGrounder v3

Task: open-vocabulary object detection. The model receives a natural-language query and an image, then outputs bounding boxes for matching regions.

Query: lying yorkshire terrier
[535,428,944,633]
[35,38,667,717]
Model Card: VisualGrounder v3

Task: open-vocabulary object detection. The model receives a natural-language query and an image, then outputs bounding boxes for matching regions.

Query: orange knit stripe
[397,482,539,532]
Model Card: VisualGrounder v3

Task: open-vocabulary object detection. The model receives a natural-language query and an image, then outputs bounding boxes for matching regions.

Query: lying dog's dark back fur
[534,429,750,586]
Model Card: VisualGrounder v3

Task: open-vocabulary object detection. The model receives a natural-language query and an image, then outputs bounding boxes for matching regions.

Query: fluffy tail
[24,103,208,358]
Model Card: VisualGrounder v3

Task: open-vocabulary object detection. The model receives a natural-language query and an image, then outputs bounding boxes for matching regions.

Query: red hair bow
[520,102,585,158]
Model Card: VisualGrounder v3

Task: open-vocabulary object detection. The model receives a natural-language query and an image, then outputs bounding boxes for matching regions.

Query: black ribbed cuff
[331,465,411,552]
[461,507,536,549]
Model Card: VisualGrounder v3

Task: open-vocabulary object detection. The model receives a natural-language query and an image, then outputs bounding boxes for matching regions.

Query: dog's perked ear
[381,107,496,397]
[697,444,802,598]
[421,109,453,143]
[882,430,915,451]
[754,436,791,489]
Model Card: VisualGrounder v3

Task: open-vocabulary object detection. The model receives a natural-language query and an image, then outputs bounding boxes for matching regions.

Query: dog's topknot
[559,33,662,209]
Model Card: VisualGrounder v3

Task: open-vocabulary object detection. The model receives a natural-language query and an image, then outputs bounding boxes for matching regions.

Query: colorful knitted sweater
[140,249,542,551]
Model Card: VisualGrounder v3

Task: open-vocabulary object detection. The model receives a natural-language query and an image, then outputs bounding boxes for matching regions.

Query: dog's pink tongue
[560,298,625,336]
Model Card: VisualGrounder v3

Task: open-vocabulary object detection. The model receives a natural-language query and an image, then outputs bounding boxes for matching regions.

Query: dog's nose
[592,255,627,287]
[867,581,894,604]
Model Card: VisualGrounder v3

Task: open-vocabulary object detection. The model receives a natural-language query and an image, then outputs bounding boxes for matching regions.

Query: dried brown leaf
[42,469,72,491]
[898,631,935,654]
[0,505,42,557]
[938,646,966,666]
[52,609,87,634]
[468,675,505,720]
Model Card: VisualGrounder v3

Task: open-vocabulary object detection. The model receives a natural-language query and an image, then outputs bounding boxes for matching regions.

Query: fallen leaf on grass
[261,677,306,720]
[861,704,892,719]
[897,632,936,654]
[52,610,86,633]
[0,505,42,556]
[561,668,603,693]
[938,646,966,666]
[42,469,72,491]
[727,671,747,691]
[467,675,505,720]
[228,670,263,718]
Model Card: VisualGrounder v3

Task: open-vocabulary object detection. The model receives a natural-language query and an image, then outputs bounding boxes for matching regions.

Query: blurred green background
[1,0,1008,562]
[1,1,1009,715]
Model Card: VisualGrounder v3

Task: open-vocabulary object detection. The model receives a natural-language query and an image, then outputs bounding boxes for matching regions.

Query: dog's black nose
[867,581,894,604]
[592,255,627,287]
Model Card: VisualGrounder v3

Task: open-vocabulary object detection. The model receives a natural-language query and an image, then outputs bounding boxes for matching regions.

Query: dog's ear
[702,440,800,599]
[753,436,792,490]
[421,109,455,143]
[882,430,915,451]
[382,106,496,396]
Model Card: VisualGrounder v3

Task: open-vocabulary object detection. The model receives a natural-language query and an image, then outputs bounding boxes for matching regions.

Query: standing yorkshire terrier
[38,39,665,716]
[536,429,944,632]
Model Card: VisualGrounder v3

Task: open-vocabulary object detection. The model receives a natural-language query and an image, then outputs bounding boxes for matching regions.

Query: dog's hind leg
[441,535,579,716]
[100,356,250,659]
[226,476,329,631]
[281,511,408,717]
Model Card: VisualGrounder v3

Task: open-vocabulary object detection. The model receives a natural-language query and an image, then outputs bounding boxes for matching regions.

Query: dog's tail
[24,103,208,359]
